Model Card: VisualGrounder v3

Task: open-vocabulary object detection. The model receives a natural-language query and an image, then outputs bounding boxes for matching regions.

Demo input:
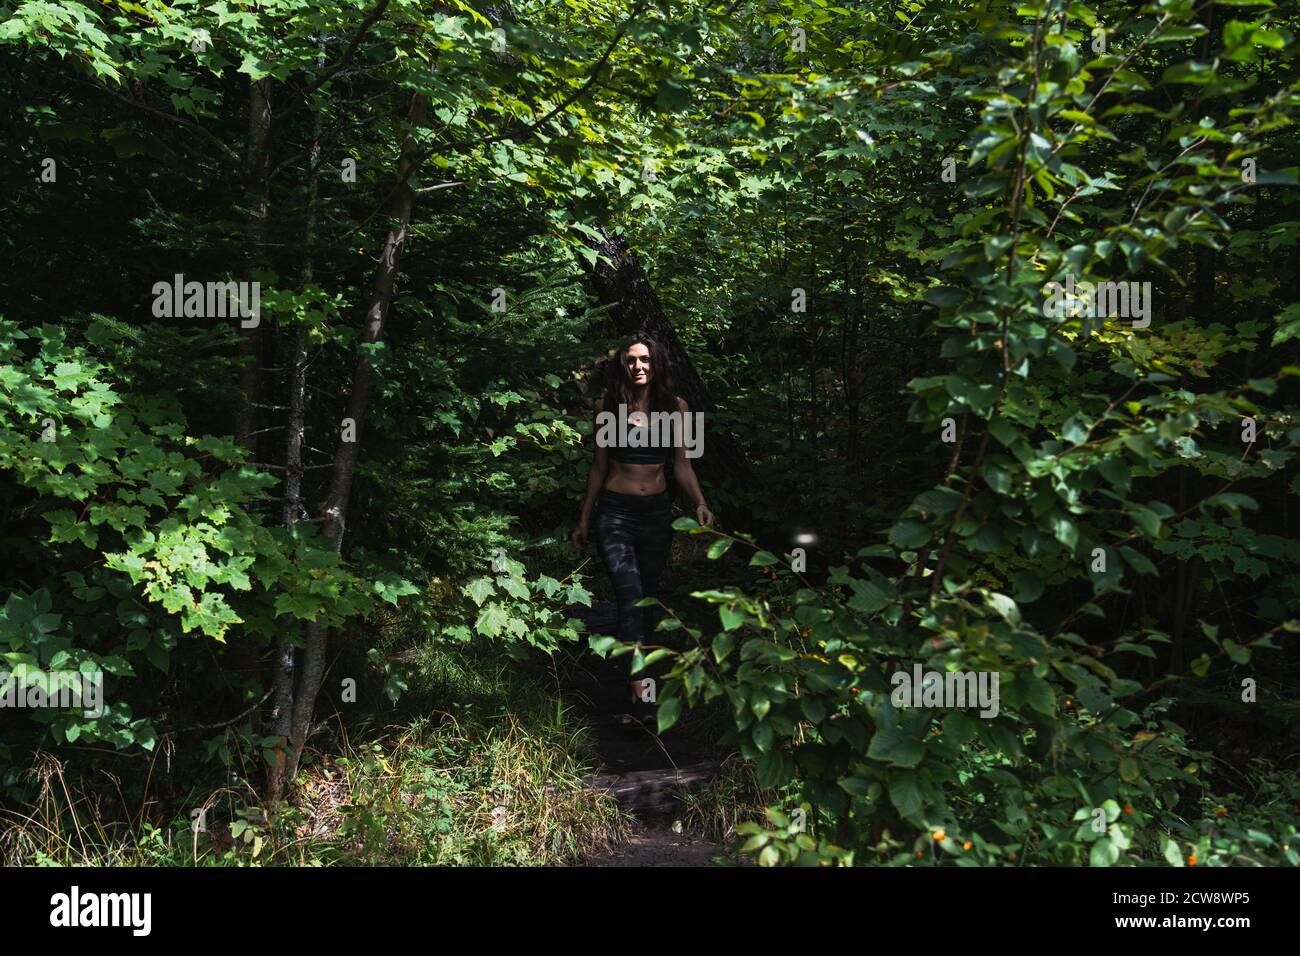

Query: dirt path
[586,823,726,867]
[560,600,730,867]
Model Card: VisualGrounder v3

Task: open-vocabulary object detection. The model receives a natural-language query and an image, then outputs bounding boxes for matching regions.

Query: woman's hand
[695,503,715,528]
[571,521,589,550]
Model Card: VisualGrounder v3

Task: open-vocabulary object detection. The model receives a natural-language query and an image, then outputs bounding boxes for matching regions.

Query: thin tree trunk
[230,76,274,755]
[238,78,273,452]
[265,70,322,802]
[283,92,430,784]
[265,337,307,800]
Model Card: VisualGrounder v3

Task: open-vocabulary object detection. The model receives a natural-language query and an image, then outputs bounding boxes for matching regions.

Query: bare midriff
[603,460,667,496]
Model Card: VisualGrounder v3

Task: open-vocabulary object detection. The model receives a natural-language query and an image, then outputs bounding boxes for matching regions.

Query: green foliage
[441,552,591,654]
[0,645,626,865]
[2,0,1297,867]
[656,525,1296,865]
[622,0,1300,865]
[0,317,399,753]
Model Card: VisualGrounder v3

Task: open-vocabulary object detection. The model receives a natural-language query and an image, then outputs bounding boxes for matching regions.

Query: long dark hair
[601,333,677,415]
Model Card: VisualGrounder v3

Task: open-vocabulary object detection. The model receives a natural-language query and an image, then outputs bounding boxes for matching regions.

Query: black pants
[594,489,673,655]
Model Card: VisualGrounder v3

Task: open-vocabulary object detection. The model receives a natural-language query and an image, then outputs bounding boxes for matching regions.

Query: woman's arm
[673,397,714,527]
[578,444,608,525]
[572,399,609,548]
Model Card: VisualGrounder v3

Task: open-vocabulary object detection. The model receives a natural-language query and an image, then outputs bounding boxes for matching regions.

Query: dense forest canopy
[2,0,1298,867]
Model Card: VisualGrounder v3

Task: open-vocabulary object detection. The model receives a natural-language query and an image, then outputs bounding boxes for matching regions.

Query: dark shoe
[623,696,659,728]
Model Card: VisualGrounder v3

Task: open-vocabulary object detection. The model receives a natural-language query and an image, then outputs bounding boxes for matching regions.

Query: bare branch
[415,180,465,193]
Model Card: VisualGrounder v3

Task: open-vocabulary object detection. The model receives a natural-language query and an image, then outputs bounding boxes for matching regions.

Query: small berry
[933,828,945,842]
[963,840,973,851]
[1188,854,1198,867]
[1123,805,1134,815]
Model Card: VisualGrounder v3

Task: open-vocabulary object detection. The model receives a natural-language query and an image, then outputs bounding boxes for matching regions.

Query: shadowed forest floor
[560,597,739,867]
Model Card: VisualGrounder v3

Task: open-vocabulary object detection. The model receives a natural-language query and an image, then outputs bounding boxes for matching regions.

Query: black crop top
[608,421,674,465]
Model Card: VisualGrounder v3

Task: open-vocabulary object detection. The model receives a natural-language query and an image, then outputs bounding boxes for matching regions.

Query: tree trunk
[282,92,430,785]
[234,77,274,768]
[265,71,321,802]
[580,226,755,528]
[237,78,273,453]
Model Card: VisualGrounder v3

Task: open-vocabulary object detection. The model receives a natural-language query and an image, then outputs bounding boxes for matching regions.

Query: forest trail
[587,823,722,867]
[559,599,734,867]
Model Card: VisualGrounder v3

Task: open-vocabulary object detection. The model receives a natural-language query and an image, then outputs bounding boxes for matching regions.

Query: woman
[571,334,714,720]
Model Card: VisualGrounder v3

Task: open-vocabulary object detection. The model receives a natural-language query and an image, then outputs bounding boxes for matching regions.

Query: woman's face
[624,343,653,387]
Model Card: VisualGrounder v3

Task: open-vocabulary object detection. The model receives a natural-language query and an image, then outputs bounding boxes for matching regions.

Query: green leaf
[464,577,494,607]
[888,520,931,549]
[1115,642,1156,659]
[1023,675,1055,715]
[657,696,681,733]
[986,591,1021,626]
[474,603,509,638]
[942,712,978,744]
[888,773,923,818]
[1162,836,1184,867]
[1222,639,1250,664]
[1090,836,1119,867]
[923,286,966,308]
[1119,756,1141,784]
[868,726,925,768]
[1128,505,1162,538]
